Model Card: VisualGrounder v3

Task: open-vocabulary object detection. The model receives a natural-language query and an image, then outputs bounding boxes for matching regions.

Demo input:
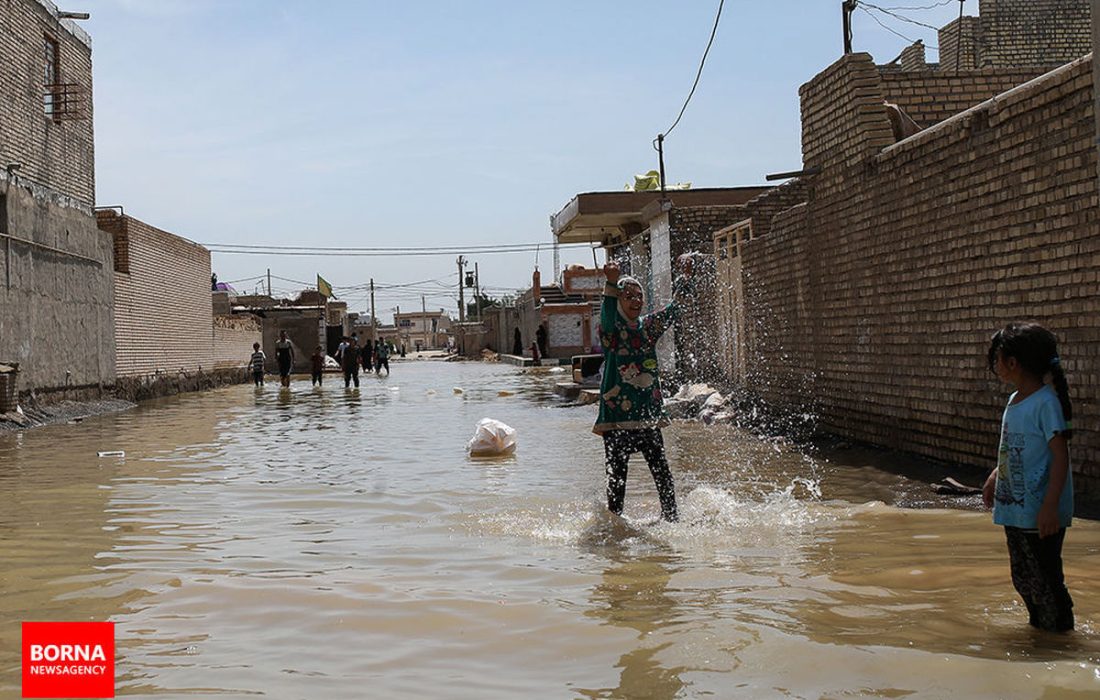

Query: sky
[85,0,971,322]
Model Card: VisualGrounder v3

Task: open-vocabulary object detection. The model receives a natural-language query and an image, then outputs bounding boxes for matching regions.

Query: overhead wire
[859,1,941,31]
[858,6,938,49]
[660,0,726,141]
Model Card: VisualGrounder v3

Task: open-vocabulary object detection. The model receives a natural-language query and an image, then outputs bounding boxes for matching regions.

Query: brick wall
[738,53,1100,482]
[979,0,1091,69]
[939,16,981,72]
[879,68,1046,129]
[97,211,215,377]
[899,41,928,71]
[0,0,94,206]
[213,314,261,370]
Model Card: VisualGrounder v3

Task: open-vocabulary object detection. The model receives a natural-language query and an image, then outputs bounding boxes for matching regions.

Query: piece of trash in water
[389,387,400,392]
[426,389,437,395]
[467,418,516,457]
[497,390,515,397]
[549,367,565,373]
[97,451,125,458]
[453,387,464,394]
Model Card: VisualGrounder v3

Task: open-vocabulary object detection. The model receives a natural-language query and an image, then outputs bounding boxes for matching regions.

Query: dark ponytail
[1049,359,1073,440]
[988,322,1073,439]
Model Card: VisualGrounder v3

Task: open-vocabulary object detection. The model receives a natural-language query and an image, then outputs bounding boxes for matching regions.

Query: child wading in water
[983,322,1074,632]
[594,256,693,522]
[249,342,266,386]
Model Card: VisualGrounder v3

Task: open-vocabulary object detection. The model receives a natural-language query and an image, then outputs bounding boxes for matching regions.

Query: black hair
[987,322,1073,439]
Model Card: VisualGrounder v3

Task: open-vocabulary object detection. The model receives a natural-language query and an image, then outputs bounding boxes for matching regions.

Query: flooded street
[2,361,1099,699]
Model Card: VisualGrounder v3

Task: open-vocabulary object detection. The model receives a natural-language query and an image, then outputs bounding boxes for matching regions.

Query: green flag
[317,274,335,299]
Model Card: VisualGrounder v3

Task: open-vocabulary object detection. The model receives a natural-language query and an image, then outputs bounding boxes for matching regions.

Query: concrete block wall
[0,0,95,206]
[740,53,1100,481]
[979,0,1091,69]
[212,314,261,370]
[96,211,215,378]
[0,173,114,392]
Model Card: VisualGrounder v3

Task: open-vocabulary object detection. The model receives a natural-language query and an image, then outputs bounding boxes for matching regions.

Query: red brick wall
[0,0,94,206]
[97,212,215,377]
[740,53,1100,480]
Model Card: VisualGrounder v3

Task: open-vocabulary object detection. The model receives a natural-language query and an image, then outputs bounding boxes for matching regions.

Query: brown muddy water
[1,362,1098,699]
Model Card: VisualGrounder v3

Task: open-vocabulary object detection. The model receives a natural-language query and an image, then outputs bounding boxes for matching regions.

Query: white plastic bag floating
[467,418,517,458]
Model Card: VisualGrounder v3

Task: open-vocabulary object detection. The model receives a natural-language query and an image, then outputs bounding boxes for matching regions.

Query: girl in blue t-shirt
[982,322,1074,632]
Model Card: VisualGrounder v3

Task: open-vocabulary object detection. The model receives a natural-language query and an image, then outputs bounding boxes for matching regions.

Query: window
[43,34,60,118]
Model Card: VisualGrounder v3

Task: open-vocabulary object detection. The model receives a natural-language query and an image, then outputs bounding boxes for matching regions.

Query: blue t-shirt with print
[992,384,1073,529]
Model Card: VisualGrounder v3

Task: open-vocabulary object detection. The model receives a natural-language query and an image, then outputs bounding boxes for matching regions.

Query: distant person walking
[536,324,548,359]
[310,345,325,386]
[249,342,266,386]
[342,337,361,388]
[361,337,374,373]
[374,339,390,375]
[529,341,541,367]
[275,330,295,387]
[593,256,693,523]
[983,322,1075,632]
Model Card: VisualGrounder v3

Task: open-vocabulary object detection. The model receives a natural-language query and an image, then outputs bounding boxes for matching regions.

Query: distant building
[393,309,452,351]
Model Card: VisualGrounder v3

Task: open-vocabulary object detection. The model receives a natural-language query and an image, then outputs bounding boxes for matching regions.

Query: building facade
[0,0,114,400]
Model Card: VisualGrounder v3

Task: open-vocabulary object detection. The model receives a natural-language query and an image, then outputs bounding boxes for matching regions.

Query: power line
[661,0,725,140]
[875,0,953,10]
[858,6,938,49]
[859,1,941,31]
[204,241,589,253]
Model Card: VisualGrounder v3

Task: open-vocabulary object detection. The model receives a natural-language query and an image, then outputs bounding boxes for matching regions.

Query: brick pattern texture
[97,212,215,377]
[979,0,1091,69]
[939,16,981,72]
[213,314,262,370]
[0,0,94,206]
[735,52,1100,481]
[879,69,1045,128]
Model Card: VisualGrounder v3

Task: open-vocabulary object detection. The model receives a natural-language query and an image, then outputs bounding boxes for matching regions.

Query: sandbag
[467,418,517,457]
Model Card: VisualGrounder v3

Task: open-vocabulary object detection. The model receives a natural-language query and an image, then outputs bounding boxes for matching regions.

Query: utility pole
[369,278,376,342]
[457,256,466,323]
[422,294,427,349]
[474,262,481,322]
[842,0,857,55]
[267,267,272,297]
[955,0,965,73]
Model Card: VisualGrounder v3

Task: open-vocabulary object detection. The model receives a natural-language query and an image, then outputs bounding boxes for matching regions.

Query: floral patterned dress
[592,280,682,435]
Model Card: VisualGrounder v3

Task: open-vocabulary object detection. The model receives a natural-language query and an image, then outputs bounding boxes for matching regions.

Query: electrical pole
[369,278,376,342]
[267,268,272,297]
[422,294,427,349]
[955,0,965,73]
[457,256,466,323]
[842,0,857,54]
[474,262,481,322]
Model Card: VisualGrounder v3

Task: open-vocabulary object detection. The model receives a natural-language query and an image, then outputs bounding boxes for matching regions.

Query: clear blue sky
[87,0,968,320]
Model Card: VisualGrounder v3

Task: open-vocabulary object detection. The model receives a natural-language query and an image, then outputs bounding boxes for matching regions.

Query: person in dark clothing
[536,324,548,358]
[361,338,373,373]
[275,330,294,387]
[342,338,360,388]
[310,345,325,386]
[512,328,523,356]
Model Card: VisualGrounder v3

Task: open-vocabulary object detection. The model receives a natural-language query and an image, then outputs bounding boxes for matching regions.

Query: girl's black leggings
[603,428,677,522]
